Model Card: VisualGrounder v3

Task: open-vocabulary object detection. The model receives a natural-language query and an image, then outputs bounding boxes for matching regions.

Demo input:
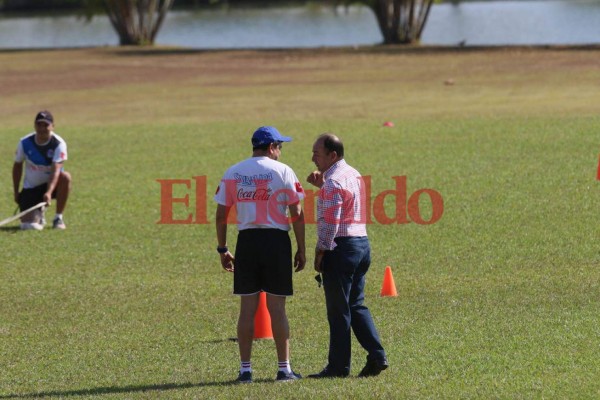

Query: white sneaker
[20,222,44,231]
[40,209,46,226]
[53,216,66,230]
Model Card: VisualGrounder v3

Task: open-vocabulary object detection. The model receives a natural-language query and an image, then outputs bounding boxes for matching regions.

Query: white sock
[55,213,63,220]
[278,360,291,374]
[240,361,252,373]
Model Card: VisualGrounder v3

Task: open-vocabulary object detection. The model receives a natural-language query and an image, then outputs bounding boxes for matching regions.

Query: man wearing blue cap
[214,126,306,383]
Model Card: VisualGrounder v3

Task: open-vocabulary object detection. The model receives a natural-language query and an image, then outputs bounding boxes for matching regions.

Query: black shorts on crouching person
[234,229,293,296]
[18,183,56,211]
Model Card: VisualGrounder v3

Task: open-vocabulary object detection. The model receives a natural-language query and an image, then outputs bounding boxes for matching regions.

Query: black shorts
[234,229,293,296]
[19,183,56,211]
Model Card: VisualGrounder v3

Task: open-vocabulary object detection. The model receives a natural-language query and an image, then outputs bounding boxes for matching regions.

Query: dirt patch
[1,45,599,125]
[1,45,598,96]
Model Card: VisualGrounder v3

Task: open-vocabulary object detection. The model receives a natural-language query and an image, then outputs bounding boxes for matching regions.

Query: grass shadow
[0,379,251,399]
[0,226,21,233]
[202,337,238,343]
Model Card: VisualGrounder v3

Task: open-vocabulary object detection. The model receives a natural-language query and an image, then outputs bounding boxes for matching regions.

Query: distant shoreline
[1,43,600,54]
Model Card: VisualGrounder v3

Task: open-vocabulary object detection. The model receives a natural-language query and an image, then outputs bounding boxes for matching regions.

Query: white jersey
[214,156,305,231]
[14,132,68,189]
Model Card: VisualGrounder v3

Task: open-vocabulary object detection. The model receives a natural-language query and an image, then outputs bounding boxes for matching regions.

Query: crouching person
[12,110,71,230]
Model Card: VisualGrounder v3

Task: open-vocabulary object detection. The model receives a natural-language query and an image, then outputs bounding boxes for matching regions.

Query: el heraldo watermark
[156,176,444,226]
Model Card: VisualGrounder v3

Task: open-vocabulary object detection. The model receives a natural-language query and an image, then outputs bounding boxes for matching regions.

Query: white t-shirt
[14,132,68,189]
[214,156,305,231]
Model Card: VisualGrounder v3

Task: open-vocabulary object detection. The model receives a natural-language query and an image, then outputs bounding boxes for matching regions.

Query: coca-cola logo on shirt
[237,187,272,202]
[233,173,275,203]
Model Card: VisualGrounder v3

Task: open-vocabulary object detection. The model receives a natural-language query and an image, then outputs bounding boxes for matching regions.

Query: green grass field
[1,47,599,399]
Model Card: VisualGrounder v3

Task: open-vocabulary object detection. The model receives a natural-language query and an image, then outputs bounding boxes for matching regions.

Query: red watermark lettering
[193,176,209,224]
[156,179,194,224]
[408,188,444,225]
[303,188,319,225]
[157,175,444,225]
[157,177,209,224]
[270,188,301,225]
[250,179,271,225]
[372,175,409,224]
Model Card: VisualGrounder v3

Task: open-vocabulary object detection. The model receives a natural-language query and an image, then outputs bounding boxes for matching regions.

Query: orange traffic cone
[380,266,398,297]
[254,292,273,339]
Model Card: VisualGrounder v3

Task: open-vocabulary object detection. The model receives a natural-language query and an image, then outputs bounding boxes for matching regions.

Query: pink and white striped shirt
[317,159,368,250]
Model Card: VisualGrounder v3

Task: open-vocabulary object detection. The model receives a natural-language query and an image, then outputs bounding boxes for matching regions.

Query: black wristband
[217,246,228,254]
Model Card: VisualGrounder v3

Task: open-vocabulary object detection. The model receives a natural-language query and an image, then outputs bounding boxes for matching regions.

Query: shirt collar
[323,159,346,179]
[34,132,53,146]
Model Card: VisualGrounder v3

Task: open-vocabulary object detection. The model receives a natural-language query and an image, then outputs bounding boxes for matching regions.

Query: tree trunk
[370,0,434,45]
[104,0,174,46]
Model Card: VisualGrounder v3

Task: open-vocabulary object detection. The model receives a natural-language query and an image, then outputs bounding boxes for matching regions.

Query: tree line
[0,0,435,46]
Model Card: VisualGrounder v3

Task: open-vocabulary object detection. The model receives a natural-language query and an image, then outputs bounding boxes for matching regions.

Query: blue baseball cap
[251,126,292,147]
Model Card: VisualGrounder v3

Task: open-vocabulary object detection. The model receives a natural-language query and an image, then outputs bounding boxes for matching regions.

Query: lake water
[1,0,599,49]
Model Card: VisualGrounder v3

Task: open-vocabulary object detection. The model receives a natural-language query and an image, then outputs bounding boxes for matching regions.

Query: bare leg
[238,294,260,362]
[266,294,289,362]
[56,171,71,214]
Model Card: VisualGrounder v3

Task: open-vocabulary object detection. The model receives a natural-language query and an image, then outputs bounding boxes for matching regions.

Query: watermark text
[156,175,444,225]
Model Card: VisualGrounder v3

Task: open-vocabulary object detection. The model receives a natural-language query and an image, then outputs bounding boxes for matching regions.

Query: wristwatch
[217,246,229,254]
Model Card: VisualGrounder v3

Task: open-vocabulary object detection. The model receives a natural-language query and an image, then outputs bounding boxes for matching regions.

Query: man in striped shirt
[307,133,388,379]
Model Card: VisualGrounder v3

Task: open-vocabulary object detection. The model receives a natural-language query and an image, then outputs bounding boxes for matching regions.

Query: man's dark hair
[253,141,281,152]
[253,144,271,151]
[320,133,344,158]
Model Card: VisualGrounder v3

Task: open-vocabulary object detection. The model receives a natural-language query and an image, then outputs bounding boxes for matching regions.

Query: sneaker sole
[20,224,44,231]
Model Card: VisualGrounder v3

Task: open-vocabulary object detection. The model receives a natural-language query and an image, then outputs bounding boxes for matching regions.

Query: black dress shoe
[357,358,389,377]
[308,367,348,379]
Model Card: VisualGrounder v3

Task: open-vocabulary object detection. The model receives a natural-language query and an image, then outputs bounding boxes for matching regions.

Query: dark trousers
[322,236,386,375]
[19,183,56,211]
